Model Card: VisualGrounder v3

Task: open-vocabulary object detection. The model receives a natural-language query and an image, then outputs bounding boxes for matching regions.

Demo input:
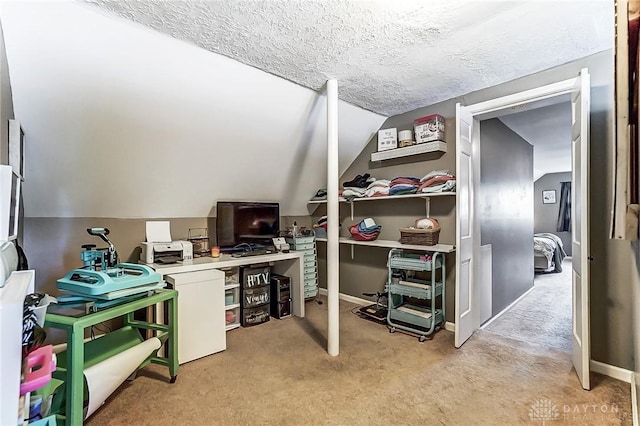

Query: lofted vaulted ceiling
[0,1,613,219]
[85,0,613,116]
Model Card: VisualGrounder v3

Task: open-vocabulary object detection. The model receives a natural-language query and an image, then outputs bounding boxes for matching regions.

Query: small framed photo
[542,190,556,204]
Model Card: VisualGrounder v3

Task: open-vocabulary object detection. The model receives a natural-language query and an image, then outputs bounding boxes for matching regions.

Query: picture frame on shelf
[542,190,556,204]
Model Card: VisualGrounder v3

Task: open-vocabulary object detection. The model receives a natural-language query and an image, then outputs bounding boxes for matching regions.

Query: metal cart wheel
[170,375,178,384]
[418,335,426,343]
[389,327,396,333]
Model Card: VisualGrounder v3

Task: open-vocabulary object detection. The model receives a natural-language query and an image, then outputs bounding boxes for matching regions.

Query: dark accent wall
[479,119,534,316]
[534,172,572,256]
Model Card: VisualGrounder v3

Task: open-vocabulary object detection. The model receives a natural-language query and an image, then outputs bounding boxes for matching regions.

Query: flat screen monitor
[215,202,279,251]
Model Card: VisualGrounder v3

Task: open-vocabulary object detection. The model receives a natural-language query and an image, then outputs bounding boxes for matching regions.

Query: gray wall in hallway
[479,119,534,316]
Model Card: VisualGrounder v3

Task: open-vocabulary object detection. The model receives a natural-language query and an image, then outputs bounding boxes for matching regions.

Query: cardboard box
[377,128,398,151]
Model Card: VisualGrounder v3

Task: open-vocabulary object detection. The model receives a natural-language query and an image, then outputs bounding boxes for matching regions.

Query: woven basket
[399,226,440,246]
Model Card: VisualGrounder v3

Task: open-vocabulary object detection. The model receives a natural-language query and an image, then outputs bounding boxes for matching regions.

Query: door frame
[455,69,590,386]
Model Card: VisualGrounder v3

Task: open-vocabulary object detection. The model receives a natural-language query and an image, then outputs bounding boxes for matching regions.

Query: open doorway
[454,69,591,389]
[477,101,573,354]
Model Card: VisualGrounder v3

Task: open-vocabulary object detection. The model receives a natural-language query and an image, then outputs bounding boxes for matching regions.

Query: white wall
[0,2,386,218]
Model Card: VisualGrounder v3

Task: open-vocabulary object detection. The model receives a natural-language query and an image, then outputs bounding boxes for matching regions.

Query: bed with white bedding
[534,233,567,273]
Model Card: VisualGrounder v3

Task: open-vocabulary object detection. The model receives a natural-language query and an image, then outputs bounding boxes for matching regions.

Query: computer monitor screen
[215,202,279,251]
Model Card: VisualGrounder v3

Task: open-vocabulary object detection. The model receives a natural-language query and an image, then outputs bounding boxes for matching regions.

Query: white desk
[148,252,306,318]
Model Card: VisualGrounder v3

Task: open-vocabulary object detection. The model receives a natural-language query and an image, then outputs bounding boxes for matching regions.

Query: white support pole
[327,79,340,356]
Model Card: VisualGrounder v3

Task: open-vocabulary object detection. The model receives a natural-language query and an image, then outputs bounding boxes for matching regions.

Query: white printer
[140,241,193,264]
[140,221,194,264]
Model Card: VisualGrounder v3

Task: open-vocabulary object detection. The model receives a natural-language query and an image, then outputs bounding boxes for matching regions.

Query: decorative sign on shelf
[377,128,398,151]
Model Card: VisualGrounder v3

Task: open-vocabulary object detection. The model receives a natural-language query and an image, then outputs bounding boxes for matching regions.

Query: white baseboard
[480,285,535,329]
[631,372,638,426]
[318,288,370,306]
[590,360,633,383]
[318,288,455,332]
[589,361,638,425]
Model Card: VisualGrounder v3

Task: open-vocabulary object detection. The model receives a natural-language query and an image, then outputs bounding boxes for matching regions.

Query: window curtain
[557,182,571,232]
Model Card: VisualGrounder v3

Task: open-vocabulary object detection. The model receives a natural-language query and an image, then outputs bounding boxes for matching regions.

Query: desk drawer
[286,236,315,245]
[304,269,317,281]
[241,304,270,327]
[242,285,270,308]
[166,269,224,285]
[301,249,317,258]
[292,242,315,251]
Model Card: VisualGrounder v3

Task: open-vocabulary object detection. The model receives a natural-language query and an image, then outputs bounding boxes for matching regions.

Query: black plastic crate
[243,285,270,308]
[240,265,271,289]
[241,303,270,327]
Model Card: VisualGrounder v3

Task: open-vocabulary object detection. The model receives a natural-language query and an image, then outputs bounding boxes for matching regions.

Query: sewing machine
[57,228,163,300]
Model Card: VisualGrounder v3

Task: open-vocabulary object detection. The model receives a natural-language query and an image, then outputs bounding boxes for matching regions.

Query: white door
[455,103,475,348]
[454,70,591,389]
[571,68,591,390]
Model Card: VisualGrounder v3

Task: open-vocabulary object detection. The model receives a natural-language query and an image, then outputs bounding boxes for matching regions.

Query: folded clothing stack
[418,170,456,193]
[343,173,373,189]
[389,176,421,196]
[310,188,327,201]
[349,217,382,241]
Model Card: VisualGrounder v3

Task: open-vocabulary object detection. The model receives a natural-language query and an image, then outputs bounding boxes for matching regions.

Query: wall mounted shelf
[316,236,455,258]
[308,191,455,205]
[370,140,447,162]
[309,192,455,219]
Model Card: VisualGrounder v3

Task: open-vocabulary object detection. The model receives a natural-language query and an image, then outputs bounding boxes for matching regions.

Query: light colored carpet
[88,290,630,425]
[485,257,573,352]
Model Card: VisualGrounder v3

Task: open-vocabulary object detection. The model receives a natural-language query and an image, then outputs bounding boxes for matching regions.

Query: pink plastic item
[20,345,55,395]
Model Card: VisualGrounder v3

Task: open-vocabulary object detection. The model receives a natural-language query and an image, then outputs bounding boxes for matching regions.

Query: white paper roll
[83,337,161,419]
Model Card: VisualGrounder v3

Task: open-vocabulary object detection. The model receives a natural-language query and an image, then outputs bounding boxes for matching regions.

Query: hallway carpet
[88,291,630,425]
[485,257,573,352]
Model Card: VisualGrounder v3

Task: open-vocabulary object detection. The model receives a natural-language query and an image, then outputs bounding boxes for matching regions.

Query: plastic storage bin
[414,114,445,144]
[243,286,270,308]
[241,304,270,327]
[240,265,271,288]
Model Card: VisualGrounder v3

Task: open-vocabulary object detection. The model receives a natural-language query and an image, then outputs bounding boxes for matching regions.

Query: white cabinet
[165,269,225,364]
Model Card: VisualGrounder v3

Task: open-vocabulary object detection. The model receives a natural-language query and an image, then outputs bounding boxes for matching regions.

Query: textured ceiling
[83,0,613,116]
[500,102,572,180]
